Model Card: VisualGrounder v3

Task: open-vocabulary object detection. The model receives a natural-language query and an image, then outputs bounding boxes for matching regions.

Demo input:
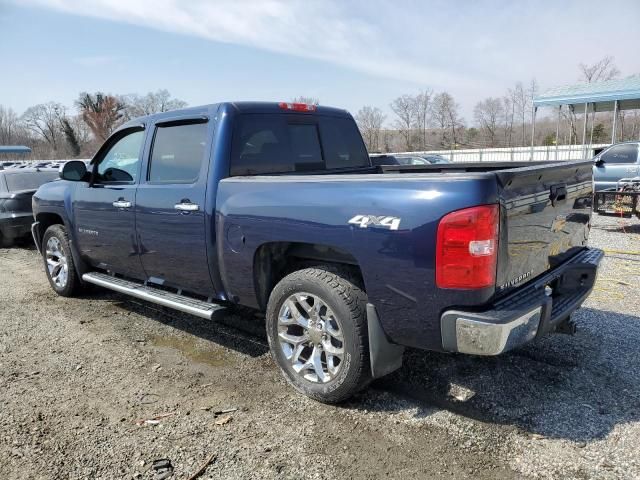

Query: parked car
[0,168,58,246]
[419,154,450,164]
[370,154,451,167]
[593,142,640,191]
[31,102,601,403]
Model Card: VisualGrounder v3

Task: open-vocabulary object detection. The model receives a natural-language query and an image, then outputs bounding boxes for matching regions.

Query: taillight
[278,102,317,112]
[436,204,499,289]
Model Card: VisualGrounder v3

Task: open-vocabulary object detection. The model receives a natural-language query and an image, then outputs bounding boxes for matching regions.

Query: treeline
[2,58,638,160]
[0,89,186,159]
[355,56,640,153]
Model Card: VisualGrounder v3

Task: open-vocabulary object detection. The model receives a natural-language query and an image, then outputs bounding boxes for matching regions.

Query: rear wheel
[266,267,371,403]
[42,224,80,297]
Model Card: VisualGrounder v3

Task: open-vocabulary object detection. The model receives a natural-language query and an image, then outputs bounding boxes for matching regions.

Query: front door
[74,128,146,279]
[135,118,213,296]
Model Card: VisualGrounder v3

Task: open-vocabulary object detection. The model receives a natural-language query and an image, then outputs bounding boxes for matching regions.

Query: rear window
[230,114,369,176]
[4,171,58,191]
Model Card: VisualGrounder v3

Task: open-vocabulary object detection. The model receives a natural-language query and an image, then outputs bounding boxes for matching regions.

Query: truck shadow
[364,307,640,442]
[86,291,270,358]
[592,217,640,234]
[86,289,638,442]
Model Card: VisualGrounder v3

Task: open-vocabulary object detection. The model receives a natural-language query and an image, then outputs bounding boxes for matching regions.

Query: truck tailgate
[495,161,593,297]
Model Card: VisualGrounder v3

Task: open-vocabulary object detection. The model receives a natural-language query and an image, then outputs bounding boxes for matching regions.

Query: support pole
[530,106,537,161]
[611,100,618,144]
[555,105,561,161]
[581,103,588,159]
[589,103,595,156]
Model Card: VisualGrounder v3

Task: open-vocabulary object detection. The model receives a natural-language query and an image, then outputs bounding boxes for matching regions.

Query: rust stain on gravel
[150,334,233,367]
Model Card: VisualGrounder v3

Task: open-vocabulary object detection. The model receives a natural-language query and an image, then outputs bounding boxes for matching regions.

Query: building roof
[0,146,32,154]
[534,76,640,111]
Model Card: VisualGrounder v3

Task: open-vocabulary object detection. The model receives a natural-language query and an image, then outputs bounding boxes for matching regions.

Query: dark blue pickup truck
[31,102,602,402]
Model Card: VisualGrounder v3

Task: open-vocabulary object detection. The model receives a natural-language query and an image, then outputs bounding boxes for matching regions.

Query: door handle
[174,202,199,212]
[112,200,131,208]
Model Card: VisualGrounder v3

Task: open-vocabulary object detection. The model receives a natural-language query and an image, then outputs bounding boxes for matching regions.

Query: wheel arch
[252,241,364,311]
[35,211,89,277]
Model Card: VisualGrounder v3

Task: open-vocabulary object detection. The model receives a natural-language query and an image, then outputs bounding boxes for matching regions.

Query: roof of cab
[119,101,351,130]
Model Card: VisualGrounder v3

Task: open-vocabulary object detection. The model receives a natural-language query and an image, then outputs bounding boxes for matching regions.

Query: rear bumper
[441,247,603,355]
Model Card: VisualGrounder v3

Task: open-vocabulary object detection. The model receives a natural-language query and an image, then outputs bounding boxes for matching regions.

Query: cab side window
[600,144,639,164]
[148,122,208,183]
[96,130,145,183]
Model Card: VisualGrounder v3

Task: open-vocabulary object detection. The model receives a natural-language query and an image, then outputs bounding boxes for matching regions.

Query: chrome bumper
[442,306,542,355]
[440,247,603,356]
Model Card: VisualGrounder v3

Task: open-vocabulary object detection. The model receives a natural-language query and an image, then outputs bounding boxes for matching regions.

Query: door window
[96,130,145,183]
[148,123,208,183]
[600,144,639,164]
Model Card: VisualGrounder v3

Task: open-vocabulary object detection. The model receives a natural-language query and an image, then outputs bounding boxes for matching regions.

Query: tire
[42,224,81,297]
[266,267,371,403]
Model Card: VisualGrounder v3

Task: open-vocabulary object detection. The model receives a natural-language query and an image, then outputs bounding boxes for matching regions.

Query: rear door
[135,117,214,296]
[593,143,640,191]
[74,128,146,278]
[495,161,594,296]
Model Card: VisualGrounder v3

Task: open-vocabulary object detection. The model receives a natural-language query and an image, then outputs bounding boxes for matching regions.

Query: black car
[0,168,58,246]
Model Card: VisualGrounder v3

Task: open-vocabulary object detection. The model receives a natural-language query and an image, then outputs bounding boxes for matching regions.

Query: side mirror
[60,160,88,181]
[594,158,605,167]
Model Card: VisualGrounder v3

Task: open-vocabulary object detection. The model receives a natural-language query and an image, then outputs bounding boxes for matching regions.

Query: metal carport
[532,76,640,159]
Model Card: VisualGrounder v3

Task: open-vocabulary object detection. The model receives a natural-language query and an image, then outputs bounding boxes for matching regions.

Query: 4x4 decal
[348,215,401,231]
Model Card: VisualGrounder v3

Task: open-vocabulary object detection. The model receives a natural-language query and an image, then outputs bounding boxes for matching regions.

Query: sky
[1,0,639,122]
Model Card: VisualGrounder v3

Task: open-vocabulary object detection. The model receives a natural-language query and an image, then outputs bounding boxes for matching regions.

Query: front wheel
[42,224,81,297]
[266,267,371,403]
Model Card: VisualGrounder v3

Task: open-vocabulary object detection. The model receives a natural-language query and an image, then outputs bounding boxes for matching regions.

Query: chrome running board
[82,272,224,319]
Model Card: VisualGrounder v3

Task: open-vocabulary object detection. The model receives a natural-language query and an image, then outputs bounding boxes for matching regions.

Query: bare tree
[355,106,386,152]
[390,95,416,151]
[0,106,20,145]
[291,96,320,105]
[502,95,515,146]
[414,90,432,150]
[76,92,126,142]
[432,92,462,148]
[509,82,528,145]
[21,102,65,151]
[579,56,620,83]
[579,57,620,142]
[121,89,188,120]
[474,97,504,147]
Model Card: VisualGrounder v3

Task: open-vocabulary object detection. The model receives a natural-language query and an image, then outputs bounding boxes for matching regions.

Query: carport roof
[534,76,640,111]
[0,146,31,154]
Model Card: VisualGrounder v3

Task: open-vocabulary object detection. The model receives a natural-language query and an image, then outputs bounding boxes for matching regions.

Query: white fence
[393,144,609,162]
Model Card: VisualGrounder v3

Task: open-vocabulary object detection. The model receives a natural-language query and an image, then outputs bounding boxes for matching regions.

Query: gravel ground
[1,214,639,480]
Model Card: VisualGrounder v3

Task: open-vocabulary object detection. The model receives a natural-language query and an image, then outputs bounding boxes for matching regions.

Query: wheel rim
[277,292,345,384]
[45,237,68,288]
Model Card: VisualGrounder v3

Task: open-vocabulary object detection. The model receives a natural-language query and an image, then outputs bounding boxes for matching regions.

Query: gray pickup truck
[593,142,640,191]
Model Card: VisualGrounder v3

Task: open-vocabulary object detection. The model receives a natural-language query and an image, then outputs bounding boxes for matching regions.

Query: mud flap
[367,303,404,379]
